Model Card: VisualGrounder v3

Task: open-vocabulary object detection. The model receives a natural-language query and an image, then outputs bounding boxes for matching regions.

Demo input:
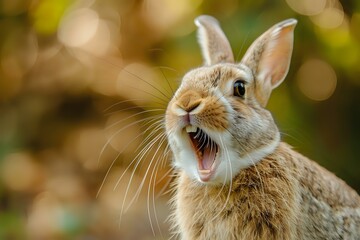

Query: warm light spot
[1,152,43,192]
[27,192,62,239]
[46,176,86,202]
[285,0,326,16]
[88,57,123,97]
[142,0,203,35]
[74,127,108,170]
[117,63,163,106]
[97,167,143,210]
[58,8,100,47]
[297,59,337,101]
[311,6,344,29]
[76,19,115,55]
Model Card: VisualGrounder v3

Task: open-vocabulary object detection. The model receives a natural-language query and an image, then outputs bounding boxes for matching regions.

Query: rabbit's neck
[171,142,300,239]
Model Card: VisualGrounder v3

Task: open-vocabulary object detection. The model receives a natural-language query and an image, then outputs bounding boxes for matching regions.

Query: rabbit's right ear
[241,19,297,107]
[195,15,234,65]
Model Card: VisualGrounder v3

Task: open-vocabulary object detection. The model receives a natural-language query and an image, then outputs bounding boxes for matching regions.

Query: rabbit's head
[165,15,297,184]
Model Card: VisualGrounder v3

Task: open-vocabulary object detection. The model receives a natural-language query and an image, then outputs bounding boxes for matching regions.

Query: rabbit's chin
[170,127,281,185]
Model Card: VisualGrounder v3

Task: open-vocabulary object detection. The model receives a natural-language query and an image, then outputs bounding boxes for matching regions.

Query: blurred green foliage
[0,0,359,239]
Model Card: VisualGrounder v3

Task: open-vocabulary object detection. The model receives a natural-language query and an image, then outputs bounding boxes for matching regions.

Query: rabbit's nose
[176,90,203,113]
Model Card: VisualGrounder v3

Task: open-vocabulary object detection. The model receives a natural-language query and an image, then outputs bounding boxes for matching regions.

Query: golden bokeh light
[286,0,346,30]
[73,127,108,170]
[311,6,344,29]
[142,0,203,36]
[58,8,100,48]
[286,0,326,16]
[1,152,44,192]
[296,59,337,101]
[26,192,63,239]
[105,111,142,155]
[117,63,165,106]
[78,20,112,55]
[98,167,143,210]
[46,175,87,203]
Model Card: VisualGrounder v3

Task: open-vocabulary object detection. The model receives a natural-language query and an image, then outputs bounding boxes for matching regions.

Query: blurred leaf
[31,0,72,35]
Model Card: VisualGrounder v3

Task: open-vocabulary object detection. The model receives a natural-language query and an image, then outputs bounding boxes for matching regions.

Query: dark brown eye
[234,80,246,97]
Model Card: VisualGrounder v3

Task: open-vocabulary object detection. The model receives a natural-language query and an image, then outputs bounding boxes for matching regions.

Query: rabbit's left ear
[241,19,297,106]
[195,15,234,65]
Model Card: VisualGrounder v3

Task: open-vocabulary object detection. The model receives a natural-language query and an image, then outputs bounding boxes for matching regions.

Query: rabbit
[164,15,360,240]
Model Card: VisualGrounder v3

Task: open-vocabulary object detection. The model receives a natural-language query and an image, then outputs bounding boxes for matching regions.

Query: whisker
[105,104,166,116]
[132,118,165,154]
[122,134,168,236]
[97,116,163,197]
[135,123,166,171]
[103,99,152,113]
[150,163,162,237]
[80,50,173,103]
[279,130,303,145]
[146,156,159,236]
[162,144,172,169]
[118,132,166,227]
[113,122,165,191]
[125,84,170,105]
[235,30,250,63]
[126,133,167,205]
[122,68,172,102]
[96,151,121,199]
[156,66,176,97]
[148,138,169,238]
[156,167,173,198]
[97,114,162,167]
[105,109,165,130]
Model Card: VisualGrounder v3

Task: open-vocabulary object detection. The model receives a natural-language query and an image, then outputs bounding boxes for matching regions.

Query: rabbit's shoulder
[277,143,360,238]
[279,142,360,208]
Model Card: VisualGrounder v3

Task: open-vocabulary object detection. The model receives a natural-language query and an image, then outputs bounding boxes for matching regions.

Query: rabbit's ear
[241,19,297,106]
[195,15,234,65]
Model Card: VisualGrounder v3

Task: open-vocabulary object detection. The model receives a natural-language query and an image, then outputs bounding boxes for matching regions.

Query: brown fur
[171,143,360,240]
[195,16,234,65]
[165,16,360,240]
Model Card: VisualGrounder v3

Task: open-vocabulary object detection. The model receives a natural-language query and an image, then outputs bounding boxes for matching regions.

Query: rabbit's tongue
[201,147,216,170]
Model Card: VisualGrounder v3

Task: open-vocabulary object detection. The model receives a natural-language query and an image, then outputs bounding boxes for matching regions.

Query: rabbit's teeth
[185,125,197,133]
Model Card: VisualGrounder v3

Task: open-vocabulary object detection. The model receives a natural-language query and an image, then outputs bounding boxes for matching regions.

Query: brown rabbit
[165,15,360,240]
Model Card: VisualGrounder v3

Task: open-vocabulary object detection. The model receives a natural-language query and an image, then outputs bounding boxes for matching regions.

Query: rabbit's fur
[165,15,360,239]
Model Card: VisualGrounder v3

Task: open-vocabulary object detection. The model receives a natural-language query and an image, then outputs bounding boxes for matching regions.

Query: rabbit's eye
[234,80,246,97]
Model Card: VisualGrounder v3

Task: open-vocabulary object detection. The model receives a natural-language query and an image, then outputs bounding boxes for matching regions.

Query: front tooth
[186,125,197,133]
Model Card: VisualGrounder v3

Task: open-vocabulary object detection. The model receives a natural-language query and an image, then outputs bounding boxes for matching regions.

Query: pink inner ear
[258,25,295,89]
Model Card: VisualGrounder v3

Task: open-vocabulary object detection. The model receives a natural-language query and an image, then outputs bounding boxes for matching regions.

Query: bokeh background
[1,0,360,239]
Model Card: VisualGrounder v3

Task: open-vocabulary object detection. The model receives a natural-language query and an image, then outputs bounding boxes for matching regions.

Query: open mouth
[185,125,219,182]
